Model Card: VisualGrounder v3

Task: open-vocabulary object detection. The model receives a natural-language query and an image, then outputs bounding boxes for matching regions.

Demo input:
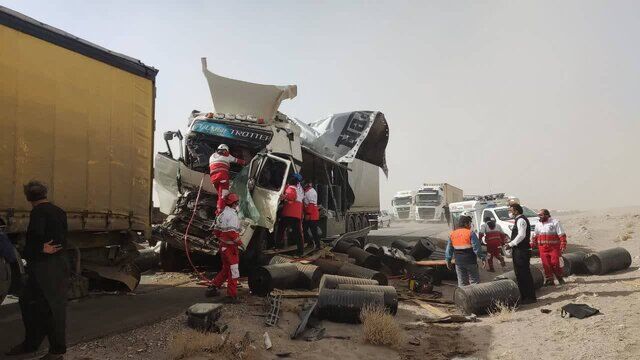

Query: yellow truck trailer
[0,6,158,295]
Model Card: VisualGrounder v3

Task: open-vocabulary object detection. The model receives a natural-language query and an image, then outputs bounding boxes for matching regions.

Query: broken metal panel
[83,262,141,292]
[154,153,216,215]
[289,111,389,176]
[201,58,297,122]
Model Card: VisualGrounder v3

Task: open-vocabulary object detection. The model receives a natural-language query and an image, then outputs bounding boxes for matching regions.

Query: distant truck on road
[391,191,414,221]
[414,183,463,223]
[0,6,158,299]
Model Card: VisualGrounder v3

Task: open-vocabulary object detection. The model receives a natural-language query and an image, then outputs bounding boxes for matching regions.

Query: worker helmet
[225,193,240,206]
[217,144,230,152]
[292,173,303,182]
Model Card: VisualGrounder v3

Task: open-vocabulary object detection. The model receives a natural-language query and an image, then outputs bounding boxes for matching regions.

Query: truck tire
[243,228,269,269]
[159,241,185,272]
[347,215,356,233]
[355,215,363,231]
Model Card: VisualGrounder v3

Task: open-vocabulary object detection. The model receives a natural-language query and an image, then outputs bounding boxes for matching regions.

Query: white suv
[377,210,392,228]
[480,205,539,257]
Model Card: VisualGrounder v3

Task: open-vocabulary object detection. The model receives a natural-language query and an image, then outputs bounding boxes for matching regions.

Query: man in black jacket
[6,181,69,360]
[504,203,537,304]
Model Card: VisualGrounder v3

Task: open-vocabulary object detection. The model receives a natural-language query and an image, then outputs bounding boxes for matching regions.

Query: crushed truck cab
[153,59,389,270]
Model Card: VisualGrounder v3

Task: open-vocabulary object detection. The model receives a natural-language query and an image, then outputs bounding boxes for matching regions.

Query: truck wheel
[347,215,356,232]
[159,241,184,272]
[243,228,269,267]
[355,216,363,231]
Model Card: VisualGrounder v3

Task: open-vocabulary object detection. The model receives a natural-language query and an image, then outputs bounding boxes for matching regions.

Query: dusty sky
[4,0,639,210]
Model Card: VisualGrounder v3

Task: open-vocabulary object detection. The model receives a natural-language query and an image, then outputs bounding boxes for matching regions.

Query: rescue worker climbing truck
[0,6,157,295]
[153,58,389,271]
[210,144,247,214]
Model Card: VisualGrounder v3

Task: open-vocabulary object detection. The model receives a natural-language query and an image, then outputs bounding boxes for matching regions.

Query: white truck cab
[414,183,463,222]
[391,190,414,221]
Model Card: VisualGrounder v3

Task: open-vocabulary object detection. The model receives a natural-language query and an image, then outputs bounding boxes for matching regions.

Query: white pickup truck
[449,195,539,257]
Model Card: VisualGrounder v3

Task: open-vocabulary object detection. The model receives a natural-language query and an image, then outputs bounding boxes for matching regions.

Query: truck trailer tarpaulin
[0,6,158,292]
[0,5,158,235]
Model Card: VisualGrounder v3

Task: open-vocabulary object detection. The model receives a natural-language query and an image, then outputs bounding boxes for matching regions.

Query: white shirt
[214,206,241,233]
[303,187,318,206]
[508,217,528,247]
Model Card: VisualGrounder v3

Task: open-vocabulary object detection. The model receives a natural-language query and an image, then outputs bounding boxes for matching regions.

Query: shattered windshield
[230,166,261,224]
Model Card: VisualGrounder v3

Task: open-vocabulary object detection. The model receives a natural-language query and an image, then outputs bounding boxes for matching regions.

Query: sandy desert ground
[61,207,640,360]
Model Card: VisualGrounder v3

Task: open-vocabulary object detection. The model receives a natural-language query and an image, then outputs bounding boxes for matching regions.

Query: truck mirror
[163,131,174,141]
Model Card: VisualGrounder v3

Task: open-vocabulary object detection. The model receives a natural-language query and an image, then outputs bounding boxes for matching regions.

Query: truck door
[248,153,291,231]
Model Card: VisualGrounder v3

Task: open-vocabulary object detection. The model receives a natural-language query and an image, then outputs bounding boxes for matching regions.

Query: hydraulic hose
[182,174,212,283]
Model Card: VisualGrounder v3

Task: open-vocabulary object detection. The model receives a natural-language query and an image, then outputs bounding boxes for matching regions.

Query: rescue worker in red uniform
[209,144,246,214]
[479,216,508,272]
[207,193,244,302]
[303,182,321,250]
[532,208,567,286]
[277,173,305,256]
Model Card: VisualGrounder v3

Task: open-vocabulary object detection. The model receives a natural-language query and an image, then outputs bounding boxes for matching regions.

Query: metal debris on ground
[263,331,273,350]
[265,289,283,326]
[290,300,318,339]
[185,303,225,332]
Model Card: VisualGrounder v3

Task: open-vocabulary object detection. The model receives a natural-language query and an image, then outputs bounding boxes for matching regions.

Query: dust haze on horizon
[4,0,639,211]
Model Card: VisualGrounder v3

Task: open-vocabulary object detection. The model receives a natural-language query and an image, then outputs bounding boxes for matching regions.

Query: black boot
[557,277,566,285]
[5,343,37,356]
[205,286,220,297]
